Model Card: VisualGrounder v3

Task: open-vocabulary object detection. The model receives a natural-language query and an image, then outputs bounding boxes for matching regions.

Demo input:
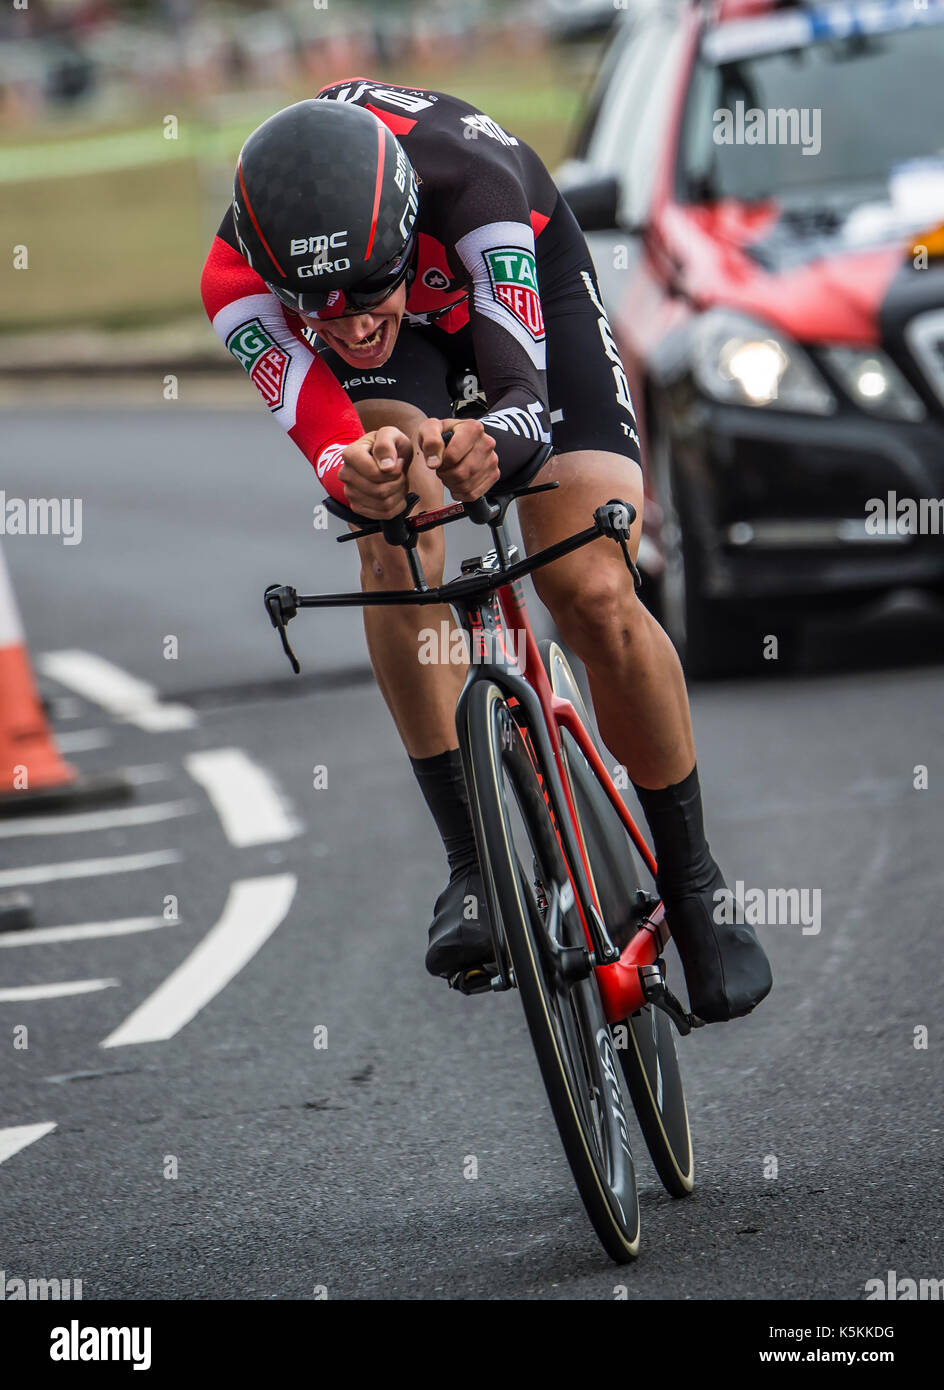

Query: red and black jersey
[200,79,562,503]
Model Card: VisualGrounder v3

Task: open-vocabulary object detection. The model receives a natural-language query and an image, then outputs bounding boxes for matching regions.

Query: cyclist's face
[299,281,407,368]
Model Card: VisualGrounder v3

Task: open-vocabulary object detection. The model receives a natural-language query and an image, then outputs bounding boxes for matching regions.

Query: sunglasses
[267,238,415,319]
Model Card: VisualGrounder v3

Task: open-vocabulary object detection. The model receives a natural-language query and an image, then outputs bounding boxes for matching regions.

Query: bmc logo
[461,114,518,147]
[334,84,435,114]
[290,232,348,258]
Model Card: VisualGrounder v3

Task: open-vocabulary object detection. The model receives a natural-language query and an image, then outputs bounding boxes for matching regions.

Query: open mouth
[327,319,391,362]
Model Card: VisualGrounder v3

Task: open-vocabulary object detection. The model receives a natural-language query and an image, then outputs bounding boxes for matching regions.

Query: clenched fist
[417,418,500,504]
[339,426,412,519]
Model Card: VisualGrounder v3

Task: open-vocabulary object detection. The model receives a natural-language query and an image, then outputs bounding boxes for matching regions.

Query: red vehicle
[559,0,944,673]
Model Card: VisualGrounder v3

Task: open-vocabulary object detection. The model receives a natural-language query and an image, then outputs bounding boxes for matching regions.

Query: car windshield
[679,22,944,204]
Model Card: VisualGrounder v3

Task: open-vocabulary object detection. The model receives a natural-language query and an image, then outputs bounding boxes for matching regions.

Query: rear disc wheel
[540,640,694,1196]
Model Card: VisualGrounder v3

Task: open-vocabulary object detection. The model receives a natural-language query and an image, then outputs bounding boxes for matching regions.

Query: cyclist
[200,83,772,1023]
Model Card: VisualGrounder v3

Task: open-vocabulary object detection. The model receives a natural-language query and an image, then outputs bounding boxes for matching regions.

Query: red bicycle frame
[497,579,669,1024]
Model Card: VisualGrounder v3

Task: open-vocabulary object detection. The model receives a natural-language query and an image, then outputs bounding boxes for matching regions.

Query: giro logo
[298,257,351,278]
[398,166,419,243]
[484,248,544,341]
[225,318,289,411]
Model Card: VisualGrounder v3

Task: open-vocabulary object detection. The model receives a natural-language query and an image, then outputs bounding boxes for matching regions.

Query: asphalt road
[1,404,942,1300]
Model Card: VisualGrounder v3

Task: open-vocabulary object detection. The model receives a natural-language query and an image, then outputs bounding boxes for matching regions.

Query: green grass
[0,51,585,333]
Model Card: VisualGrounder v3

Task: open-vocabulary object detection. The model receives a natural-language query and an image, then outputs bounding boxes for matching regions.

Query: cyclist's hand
[419,417,499,504]
[339,427,411,519]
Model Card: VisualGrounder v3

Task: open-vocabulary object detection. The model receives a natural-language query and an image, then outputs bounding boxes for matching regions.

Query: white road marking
[0,800,194,839]
[49,696,83,720]
[185,749,301,846]
[101,874,297,1047]
[123,764,171,785]
[0,978,119,1001]
[0,916,175,948]
[38,649,196,731]
[0,848,181,888]
[55,728,112,752]
[0,1121,57,1165]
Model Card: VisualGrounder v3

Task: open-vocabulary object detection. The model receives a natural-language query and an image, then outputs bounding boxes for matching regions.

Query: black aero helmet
[233,99,419,317]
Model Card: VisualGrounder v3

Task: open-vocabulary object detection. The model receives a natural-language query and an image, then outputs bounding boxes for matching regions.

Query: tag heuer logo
[226,318,289,410]
[483,247,544,341]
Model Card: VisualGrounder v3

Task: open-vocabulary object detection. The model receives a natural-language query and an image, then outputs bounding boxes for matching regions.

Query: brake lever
[594,499,641,591]
[264,584,301,674]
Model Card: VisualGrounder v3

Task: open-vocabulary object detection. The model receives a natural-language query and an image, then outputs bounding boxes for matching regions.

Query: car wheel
[648,422,758,678]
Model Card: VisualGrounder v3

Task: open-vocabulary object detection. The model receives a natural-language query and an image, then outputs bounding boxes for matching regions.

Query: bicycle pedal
[448,962,499,996]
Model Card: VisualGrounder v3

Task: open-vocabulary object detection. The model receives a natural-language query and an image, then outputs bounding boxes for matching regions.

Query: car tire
[647,419,761,678]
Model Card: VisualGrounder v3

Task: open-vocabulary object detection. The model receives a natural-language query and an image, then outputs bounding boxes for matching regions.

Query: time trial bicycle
[264,475,700,1263]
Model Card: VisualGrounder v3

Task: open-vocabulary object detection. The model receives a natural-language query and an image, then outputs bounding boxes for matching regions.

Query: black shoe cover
[662,862,773,1023]
[424,868,494,978]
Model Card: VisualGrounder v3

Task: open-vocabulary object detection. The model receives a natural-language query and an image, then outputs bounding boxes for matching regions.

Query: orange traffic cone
[0,545,131,816]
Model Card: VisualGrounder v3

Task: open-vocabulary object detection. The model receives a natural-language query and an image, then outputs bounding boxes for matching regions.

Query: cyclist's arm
[446,167,553,482]
[200,210,363,504]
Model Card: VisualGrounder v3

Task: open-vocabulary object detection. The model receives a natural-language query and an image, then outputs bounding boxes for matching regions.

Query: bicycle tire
[540,640,694,1197]
[464,678,640,1263]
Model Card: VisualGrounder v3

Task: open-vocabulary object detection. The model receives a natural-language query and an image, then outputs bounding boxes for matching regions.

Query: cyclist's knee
[542,563,643,658]
[358,529,444,591]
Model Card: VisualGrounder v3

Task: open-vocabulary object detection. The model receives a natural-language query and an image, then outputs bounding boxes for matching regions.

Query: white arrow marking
[185,749,300,846]
[55,728,112,752]
[0,978,119,1001]
[0,916,174,948]
[0,849,181,889]
[0,800,194,839]
[101,874,297,1047]
[38,649,196,731]
[0,1122,57,1165]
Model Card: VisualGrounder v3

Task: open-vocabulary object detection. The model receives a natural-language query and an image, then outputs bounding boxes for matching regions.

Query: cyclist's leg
[517,448,691,791]
[317,332,465,759]
[350,398,466,759]
[515,249,771,1021]
[318,331,490,976]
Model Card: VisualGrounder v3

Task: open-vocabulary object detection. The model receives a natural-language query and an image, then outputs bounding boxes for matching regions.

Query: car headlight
[692,310,836,414]
[819,347,926,421]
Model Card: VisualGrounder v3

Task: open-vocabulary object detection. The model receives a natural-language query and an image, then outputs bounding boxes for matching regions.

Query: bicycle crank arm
[545,882,594,986]
[638,962,704,1036]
